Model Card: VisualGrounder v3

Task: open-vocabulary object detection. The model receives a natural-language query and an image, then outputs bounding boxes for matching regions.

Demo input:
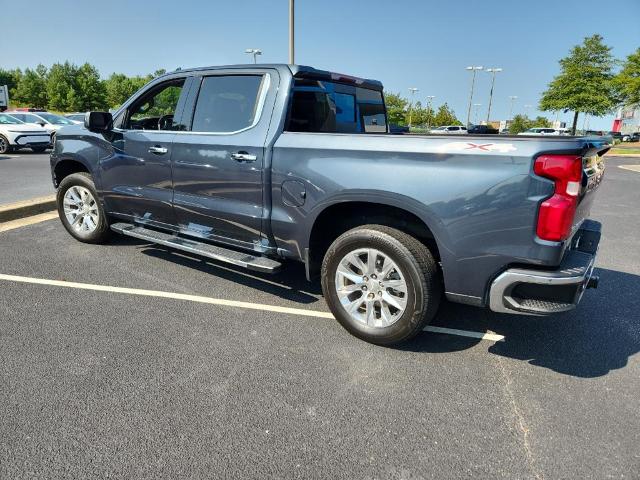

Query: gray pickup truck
[50,64,607,345]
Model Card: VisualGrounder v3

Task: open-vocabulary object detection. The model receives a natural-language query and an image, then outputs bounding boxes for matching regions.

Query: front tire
[321,225,442,346]
[56,172,110,244]
[0,134,11,154]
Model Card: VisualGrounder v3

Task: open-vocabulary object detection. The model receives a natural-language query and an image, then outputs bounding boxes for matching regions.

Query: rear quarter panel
[271,133,593,302]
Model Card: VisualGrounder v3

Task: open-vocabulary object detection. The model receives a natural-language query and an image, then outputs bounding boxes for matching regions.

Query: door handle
[230,151,257,162]
[148,145,168,155]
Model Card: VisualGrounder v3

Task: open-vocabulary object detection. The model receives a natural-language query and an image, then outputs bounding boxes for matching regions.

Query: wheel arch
[52,156,91,188]
[305,193,451,279]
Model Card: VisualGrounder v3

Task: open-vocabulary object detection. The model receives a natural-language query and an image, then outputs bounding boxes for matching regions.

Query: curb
[0,195,57,223]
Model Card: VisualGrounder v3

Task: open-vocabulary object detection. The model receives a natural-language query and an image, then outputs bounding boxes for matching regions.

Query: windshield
[37,113,76,125]
[0,114,24,125]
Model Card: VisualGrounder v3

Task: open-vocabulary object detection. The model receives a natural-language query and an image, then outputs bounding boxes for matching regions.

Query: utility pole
[408,88,418,129]
[465,66,483,127]
[485,67,502,124]
[425,95,435,130]
[289,0,295,64]
[244,48,262,64]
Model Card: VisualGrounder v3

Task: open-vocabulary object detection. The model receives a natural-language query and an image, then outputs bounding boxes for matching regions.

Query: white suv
[0,113,51,153]
[6,111,79,143]
[429,125,468,134]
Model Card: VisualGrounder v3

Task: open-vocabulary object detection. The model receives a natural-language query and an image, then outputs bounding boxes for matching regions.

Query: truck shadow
[110,236,637,378]
[138,245,323,305]
[405,267,639,378]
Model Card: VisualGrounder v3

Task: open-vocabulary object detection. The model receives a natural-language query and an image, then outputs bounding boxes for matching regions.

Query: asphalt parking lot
[0,155,639,479]
[0,152,54,204]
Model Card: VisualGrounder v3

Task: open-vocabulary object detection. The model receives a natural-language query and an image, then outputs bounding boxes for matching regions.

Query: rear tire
[56,172,111,244]
[321,225,442,346]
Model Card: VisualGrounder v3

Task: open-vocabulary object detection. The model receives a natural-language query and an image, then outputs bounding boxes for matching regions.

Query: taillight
[534,154,583,241]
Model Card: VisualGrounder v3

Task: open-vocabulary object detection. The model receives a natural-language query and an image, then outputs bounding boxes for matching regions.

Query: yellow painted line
[0,273,504,342]
[0,195,56,212]
[619,164,640,173]
[0,211,58,232]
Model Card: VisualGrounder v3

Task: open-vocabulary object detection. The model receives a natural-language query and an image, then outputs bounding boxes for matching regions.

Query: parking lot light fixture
[465,66,484,127]
[485,68,502,124]
[408,87,419,129]
[245,48,262,64]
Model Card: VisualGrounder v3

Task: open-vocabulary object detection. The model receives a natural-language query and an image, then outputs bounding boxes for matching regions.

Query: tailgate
[573,141,608,234]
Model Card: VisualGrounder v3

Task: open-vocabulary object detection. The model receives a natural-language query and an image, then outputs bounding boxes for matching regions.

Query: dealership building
[612,105,640,134]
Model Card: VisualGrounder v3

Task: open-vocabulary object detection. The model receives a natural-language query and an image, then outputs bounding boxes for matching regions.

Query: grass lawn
[609,147,640,155]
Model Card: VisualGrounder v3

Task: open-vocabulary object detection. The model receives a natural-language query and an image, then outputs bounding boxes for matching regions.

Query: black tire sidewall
[0,135,9,154]
[57,173,110,243]
[322,229,429,345]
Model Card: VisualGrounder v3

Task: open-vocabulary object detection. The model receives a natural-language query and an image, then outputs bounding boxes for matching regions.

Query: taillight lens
[534,155,583,241]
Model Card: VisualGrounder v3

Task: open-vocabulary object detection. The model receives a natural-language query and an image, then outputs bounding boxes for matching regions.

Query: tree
[539,34,617,134]
[614,47,640,106]
[0,68,20,93]
[74,63,107,110]
[12,65,48,108]
[46,62,77,111]
[104,73,148,108]
[433,103,461,126]
[384,92,408,125]
[508,114,552,134]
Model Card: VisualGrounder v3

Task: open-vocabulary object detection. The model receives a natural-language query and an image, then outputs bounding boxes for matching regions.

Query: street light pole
[408,87,418,129]
[508,95,518,120]
[473,103,482,125]
[289,0,295,64]
[465,66,483,127]
[485,67,502,124]
[425,95,435,130]
[244,48,262,64]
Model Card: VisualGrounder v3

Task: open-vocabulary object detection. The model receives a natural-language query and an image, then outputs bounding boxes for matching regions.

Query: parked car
[7,111,79,143]
[585,130,605,136]
[467,124,499,134]
[429,125,468,134]
[64,113,87,123]
[608,131,624,141]
[0,113,51,153]
[518,127,563,136]
[389,124,409,134]
[50,64,606,345]
[625,132,640,142]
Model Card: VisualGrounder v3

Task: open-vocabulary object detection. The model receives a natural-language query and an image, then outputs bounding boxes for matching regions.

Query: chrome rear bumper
[489,220,601,315]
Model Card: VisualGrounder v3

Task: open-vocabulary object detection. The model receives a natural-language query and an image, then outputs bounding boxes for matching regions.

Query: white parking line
[0,273,504,342]
[619,164,640,173]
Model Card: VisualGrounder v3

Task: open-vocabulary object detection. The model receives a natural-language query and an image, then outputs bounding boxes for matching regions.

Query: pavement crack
[495,354,544,480]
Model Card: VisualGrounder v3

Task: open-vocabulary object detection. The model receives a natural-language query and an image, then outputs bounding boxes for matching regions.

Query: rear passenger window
[286,79,386,134]
[192,75,265,133]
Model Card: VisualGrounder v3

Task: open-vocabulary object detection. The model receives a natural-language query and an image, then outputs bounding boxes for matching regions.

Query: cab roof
[163,64,384,92]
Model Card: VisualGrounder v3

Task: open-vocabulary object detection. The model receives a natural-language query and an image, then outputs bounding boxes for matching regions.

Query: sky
[2,0,639,129]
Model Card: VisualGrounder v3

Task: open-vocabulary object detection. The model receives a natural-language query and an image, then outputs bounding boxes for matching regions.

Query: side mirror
[85,111,113,132]
[38,122,46,127]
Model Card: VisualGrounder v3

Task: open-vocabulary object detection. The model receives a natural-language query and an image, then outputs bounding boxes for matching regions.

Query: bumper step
[110,223,281,274]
